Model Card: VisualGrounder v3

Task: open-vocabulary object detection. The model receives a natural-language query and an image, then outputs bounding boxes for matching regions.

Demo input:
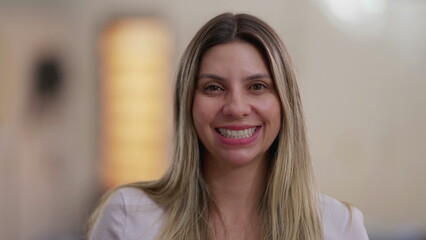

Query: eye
[205,84,224,92]
[249,82,267,91]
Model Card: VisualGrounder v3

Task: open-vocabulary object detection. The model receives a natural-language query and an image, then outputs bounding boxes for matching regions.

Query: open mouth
[215,127,260,139]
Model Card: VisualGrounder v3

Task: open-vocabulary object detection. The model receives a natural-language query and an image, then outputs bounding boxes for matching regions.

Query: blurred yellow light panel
[101,17,172,189]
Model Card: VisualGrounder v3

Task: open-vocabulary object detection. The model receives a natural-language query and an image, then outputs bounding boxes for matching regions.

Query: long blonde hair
[88,13,323,240]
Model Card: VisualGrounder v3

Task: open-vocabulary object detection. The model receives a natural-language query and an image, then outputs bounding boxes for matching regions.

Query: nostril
[223,99,251,117]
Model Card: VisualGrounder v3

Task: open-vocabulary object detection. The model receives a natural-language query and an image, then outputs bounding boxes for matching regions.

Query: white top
[89,187,369,240]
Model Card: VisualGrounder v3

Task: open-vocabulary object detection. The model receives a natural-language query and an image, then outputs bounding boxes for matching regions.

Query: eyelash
[202,82,269,93]
[204,84,224,92]
[249,83,268,91]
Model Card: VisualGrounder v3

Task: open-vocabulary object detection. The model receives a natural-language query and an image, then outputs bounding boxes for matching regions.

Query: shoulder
[320,195,369,240]
[89,186,164,240]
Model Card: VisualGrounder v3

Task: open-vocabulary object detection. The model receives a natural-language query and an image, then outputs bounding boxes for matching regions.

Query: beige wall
[0,6,98,240]
[0,0,425,239]
[301,1,426,235]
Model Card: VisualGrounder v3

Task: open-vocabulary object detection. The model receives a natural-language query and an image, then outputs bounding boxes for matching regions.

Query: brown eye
[250,83,267,91]
[205,85,224,92]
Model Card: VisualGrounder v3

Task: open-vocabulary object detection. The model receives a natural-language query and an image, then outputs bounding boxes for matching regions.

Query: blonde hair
[88,13,323,240]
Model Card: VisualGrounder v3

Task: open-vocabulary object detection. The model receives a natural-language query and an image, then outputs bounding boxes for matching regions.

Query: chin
[218,150,264,168]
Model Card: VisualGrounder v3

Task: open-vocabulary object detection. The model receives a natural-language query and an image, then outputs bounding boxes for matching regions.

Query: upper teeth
[218,127,256,139]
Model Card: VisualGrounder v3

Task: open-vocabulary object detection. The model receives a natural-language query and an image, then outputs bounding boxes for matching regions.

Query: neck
[203,156,268,215]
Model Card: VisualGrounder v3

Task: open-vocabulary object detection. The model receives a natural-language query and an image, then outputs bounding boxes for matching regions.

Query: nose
[222,90,251,118]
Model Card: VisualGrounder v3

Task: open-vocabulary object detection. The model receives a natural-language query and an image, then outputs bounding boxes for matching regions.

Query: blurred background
[0,0,425,239]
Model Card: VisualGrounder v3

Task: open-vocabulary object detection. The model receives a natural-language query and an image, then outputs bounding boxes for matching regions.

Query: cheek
[192,97,203,133]
[192,95,218,131]
[256,96,282,122]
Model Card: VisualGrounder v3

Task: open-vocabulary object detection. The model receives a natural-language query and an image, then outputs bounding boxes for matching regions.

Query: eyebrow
[244,73,271,81]
[198,73,226,81]
[198,73,271,81]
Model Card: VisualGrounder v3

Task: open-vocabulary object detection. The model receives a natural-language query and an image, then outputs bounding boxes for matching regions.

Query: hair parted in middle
[145,12,323,239]
[89,12,323,240]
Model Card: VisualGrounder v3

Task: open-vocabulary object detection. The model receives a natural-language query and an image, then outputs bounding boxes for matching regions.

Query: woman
[88,13,369,240]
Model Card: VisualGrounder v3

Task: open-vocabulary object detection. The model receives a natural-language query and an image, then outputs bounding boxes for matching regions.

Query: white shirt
[89,187,369,240]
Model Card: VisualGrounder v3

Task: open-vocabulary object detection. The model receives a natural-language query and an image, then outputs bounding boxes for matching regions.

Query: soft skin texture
[192,42,281,172]
[88,187,370,240]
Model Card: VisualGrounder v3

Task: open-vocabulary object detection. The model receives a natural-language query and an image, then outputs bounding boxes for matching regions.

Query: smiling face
[192,42,282,169]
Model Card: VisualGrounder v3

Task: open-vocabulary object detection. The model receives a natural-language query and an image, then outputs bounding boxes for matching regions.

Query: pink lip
[215,126,261,146]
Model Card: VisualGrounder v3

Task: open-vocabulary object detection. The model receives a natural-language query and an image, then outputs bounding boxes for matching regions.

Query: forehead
[198,42,270,76]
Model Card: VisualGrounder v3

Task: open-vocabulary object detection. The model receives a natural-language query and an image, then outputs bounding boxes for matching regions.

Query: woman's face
[192,42,281,169]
